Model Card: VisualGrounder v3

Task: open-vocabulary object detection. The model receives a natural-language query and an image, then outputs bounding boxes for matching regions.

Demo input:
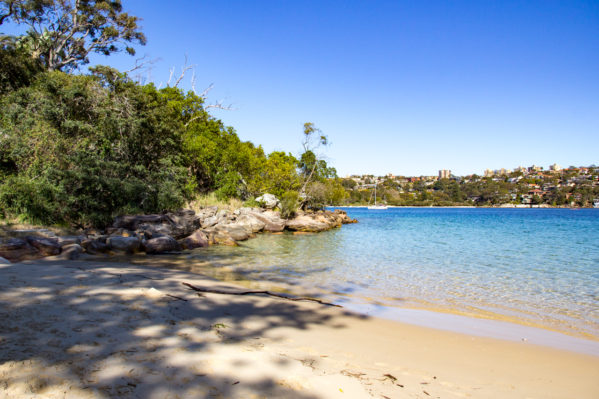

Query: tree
[298,122,328,195]
[2,0,145,71]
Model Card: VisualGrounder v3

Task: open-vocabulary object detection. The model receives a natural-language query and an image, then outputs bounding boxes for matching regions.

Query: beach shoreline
[1,259,598,398]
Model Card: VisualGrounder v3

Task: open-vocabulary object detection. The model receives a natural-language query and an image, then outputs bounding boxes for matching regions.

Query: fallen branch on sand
[182,282,342,307]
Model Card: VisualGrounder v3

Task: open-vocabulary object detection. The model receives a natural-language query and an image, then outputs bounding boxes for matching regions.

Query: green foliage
[3,0,146,71]
[0,44,43,95]
[0,69,190,226]
[280,191,299,219]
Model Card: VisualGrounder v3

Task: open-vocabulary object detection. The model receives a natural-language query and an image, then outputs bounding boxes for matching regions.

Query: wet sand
[1,259,598,398]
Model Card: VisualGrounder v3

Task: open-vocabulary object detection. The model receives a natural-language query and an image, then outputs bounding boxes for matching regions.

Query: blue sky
[4,0,599,176]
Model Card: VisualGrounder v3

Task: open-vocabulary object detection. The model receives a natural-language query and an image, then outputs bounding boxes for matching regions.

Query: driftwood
[182,282,341,307]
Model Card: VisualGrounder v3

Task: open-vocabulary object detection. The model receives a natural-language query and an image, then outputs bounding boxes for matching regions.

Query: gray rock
[0,238,38,262]
[106,236,140,253]
[26,236,61,256]
[58,244,84,260]
[144,235,180,254]
[248,210,286,232]
[113,210,201,240]
[82,239,110,254]
[215,224,251,241]
[234,214,266,234]
[285,214,335,232]
[256,193,279,209]
[57,236,83,247]
[201,215,220,228]
[180,230,209,249]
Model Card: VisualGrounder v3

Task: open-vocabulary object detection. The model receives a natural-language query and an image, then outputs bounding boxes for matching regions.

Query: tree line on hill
[0,0,346,227]
[340,169,599,207]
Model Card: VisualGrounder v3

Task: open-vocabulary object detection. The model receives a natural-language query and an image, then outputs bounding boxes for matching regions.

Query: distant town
[341,164,599,207]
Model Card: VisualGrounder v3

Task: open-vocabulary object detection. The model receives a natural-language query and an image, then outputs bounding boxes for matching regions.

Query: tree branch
[182,282,341,307]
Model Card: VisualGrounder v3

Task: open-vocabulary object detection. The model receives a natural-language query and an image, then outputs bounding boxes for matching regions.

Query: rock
[113,210,201,240]
[215,224,251,241]
[180,230,209,249]
[285,212,342,232]
[196,206,218,221]
[206,230,238,246]
[253,210,286,232]
[0,238,38,262]
[82,239,110,254]
[256,193,279,209]
[334,209,358,224]
[106,236,140,253]
[0,256,11,264]
[57,244,84,260]
[25,236,61,256]
[57,236,83,247]
[144,236,181,254]
[234,214,266,234]
[201,215,220,228]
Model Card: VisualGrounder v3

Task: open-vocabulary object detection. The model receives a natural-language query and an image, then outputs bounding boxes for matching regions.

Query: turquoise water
[182,208,599,340]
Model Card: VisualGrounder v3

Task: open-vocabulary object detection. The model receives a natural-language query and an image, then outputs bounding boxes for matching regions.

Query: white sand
[1,260,598,398]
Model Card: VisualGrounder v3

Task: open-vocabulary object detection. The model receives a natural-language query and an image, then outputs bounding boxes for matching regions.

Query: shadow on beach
[0,259,368,398]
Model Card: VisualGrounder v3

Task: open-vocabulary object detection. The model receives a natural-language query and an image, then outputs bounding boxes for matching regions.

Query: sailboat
[368,183,388,209]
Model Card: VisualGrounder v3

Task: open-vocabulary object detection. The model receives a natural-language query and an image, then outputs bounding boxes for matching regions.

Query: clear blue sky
[5,0,599,176]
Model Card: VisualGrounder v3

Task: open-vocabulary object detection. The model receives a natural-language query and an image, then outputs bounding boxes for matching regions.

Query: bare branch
[167,67,175,86]
[173,64,194,88]
[199,83,214,98]
[123,55,160,74]
[205,100,234,111]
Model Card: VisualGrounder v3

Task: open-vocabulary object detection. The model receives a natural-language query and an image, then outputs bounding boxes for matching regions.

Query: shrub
[280,191,299,219]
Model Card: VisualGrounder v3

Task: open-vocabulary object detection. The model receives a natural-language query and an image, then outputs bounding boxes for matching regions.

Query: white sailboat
[368,183,388,209]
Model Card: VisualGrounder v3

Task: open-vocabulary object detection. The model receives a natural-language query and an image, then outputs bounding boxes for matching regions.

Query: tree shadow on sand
[0,259,369,398]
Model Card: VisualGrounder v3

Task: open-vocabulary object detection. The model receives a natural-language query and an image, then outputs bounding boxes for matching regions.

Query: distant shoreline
[329,204,596,209]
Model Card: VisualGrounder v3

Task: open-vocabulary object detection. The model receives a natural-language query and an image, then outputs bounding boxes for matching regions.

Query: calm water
[169,208,599,340]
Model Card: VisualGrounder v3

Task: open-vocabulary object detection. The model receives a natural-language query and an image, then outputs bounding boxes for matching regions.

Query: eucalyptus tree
[1,0,145,71]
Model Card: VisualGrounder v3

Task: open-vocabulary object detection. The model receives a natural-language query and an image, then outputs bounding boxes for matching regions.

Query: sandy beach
[1,259,598,399]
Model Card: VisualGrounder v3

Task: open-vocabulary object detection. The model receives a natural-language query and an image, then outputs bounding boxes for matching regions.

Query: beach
[1,259,598,399]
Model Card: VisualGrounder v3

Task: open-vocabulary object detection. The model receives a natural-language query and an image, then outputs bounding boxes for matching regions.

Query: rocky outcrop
[0,206,357,262]
[285,210,356,232]
[113,210,201,239]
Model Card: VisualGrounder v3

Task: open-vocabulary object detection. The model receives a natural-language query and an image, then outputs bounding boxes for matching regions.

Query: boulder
[212,231,238,246]
[252,210,286,232]
[201,215,220,228]
[256,193,279,209]
[214,224,251,241]
[144,236,180,254]
[112,210,201,240]
[82,239,110,254]
[285,212,343,232]
[26,236,61,256]
[106,236,140,253]
[180,230,209,249]
[196,206,218,222]
[57,244,84,260]
[0,238,38,262]
[57,236,84,247]
[234,214,266,234]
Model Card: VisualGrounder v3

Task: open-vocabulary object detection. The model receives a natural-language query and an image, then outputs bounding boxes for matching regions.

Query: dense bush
[0,69,191,226]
